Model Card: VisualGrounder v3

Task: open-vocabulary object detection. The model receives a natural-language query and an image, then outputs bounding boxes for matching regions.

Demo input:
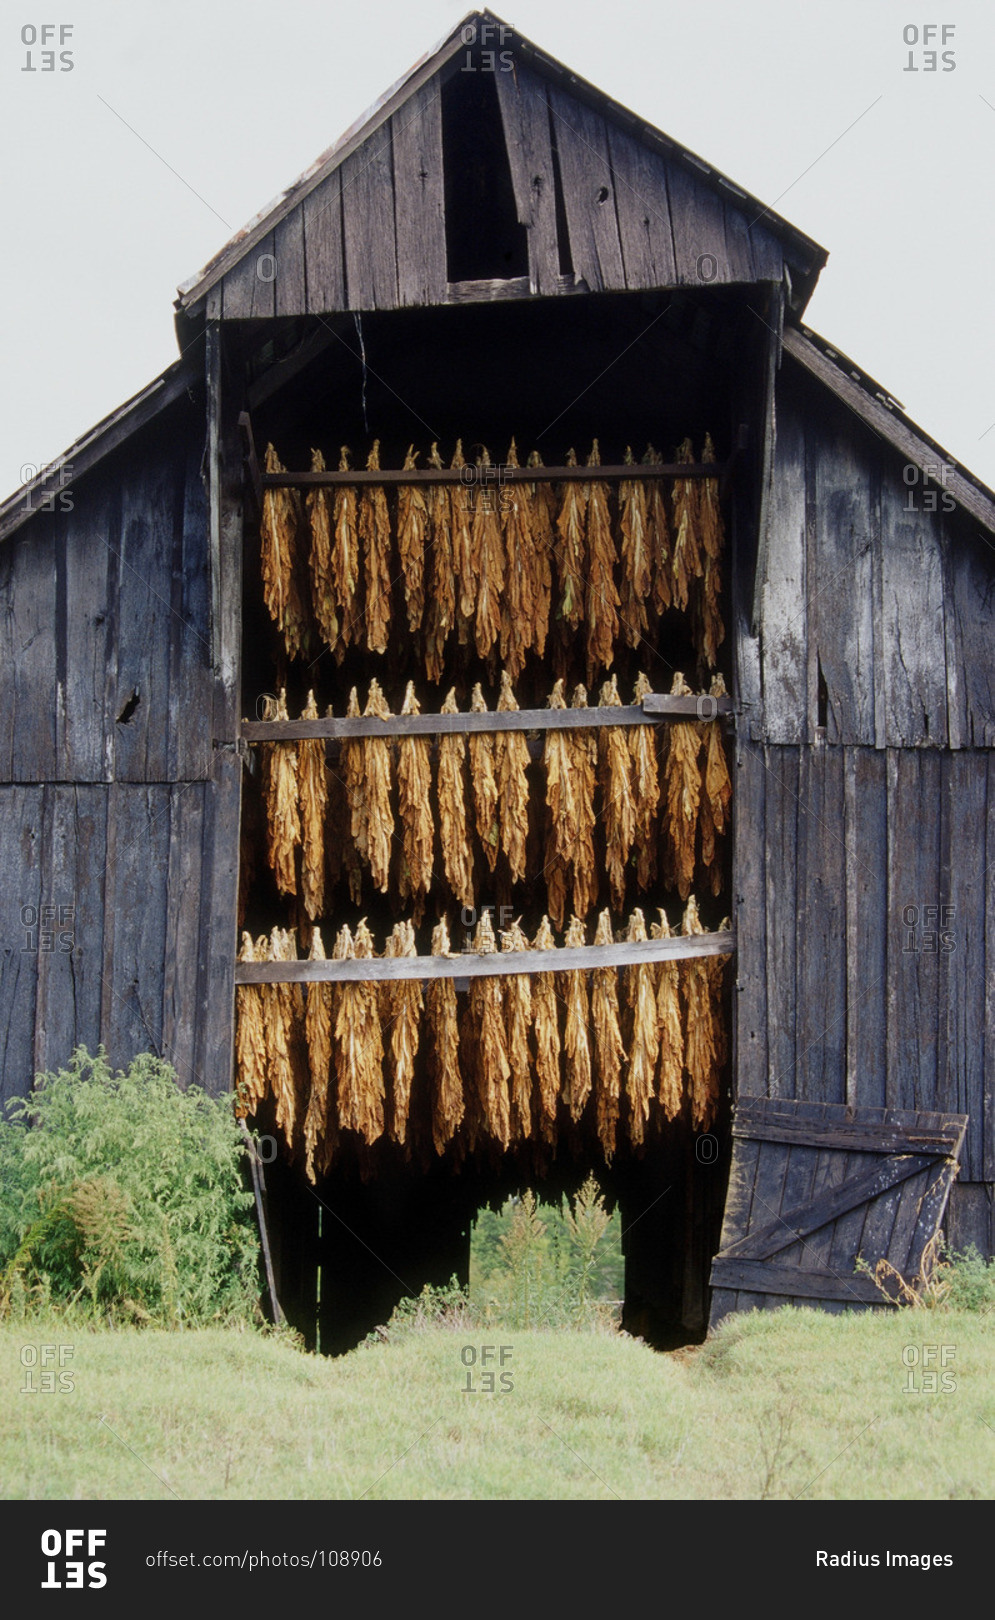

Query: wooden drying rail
[259,462,726,487]
[235,928,735,985]
[241,692,735,743]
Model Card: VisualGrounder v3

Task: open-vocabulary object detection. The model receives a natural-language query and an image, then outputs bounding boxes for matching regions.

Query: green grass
[3,1307,993,1499]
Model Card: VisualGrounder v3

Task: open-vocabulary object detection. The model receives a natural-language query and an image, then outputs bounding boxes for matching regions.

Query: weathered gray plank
[222,230,277,320]
[242,696,730,742]
[985,754,995,1182]
[937,751,985,1180]
[709,1258,881,1304]
[887,750,942,1113]
[195,754,242,1095]
[33,785,82,1076]
[169,431,214,782]
[760,381,807,742]
[943,512,995,748]
[273,206,306,318]
[161,782,206,1089]
[665,158,730,286]
[732,742,768,1098]
[0,788,43,1103]
[764,745,799,1097]
[944,1182,993,1254]
[844,747,887,1109]
[604,122,676,290]
[546,88,625,292]
[808,405,876,744]
[392,80,447,306]
[721,198,756,282]
[878,459,949,746]
[7,526,58,781]
[112,454,174,782]
[341,127,398,310]
[99,785,169,1067]
[59,494,114,781]
[795,747,846,1104]
[303,169,346,313]
[493,63,560,294]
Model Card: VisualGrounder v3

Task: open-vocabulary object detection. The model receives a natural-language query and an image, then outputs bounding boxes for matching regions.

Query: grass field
[2,1306,993,1500]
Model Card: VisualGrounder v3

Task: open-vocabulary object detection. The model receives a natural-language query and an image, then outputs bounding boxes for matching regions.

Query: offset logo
[40,1529,107,1589]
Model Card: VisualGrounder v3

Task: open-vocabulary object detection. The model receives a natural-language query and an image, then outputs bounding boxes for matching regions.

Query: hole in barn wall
[116,689,140,725]
[441,65,528,282]
[596,185,610,204]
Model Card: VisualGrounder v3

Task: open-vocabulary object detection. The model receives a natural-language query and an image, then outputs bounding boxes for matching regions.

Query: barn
[1,11,991,1352]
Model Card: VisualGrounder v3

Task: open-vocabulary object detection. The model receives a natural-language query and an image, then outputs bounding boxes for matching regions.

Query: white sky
[2,0,994,497]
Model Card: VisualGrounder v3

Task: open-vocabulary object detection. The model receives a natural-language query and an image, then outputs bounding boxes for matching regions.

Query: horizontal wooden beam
[708,1257,884,1305]
[260,461,725,488]
[732,1118,965,1155]
[235,928,735,984]
[241,695,733,742]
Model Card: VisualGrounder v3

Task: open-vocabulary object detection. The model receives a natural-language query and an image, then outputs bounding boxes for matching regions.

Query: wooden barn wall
[733,741,994,1239]
[759,359,995,750]
[0,401,239,1104]
[0,405,214,786]
[218,65,785,316]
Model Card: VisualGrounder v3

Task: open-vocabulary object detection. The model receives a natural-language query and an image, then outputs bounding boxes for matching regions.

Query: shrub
[0,1047,260,1325]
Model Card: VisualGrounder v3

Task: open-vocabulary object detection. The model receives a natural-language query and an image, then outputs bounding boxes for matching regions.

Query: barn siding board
[808,408,876,744]
[946,1183,994,1255]
[944,515,995,748]
[760,386,807,743]
[34,785,80,1076]
[879,469,948,747]
[795,747,846,1104]
[985,752,995,1181]
[273,206,306,317]
[887,751,942,1115]
[341,128,399,310]
[303,171,346,313]
[112,458,175,782]
[99,785,170,1067]
[62,498,115,782]
[665,160,729,286]
[0,787,43,1103]
[732,741,768,1098]
[938,751,985,1180]
[7,526,58,782]
[391,82,448,307]
[194,754,241,1096]
[605,122,677,290]
[764,745,799,1097]
[222,230,276,320]
[169,431,213,781]
[844,748,888,1109]
[58,786,108,1066]
[546,89,626,292]
[720,199,755,283]
[161,781,207,1089]
[493,64,561,294]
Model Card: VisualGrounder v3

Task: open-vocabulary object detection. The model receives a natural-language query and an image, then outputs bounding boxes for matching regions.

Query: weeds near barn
[855,1233,995,1313]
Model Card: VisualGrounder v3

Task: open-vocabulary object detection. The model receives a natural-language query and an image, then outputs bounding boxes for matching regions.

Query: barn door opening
[709,1097,967,1327]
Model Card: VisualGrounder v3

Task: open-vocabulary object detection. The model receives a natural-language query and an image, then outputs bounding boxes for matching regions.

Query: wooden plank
[665,158,730,286]
[112,453,174,782]
[0,788,42,1103]
[902,1159,957,1277]
[391,81,447,306]
[604,121,677,290]
[943,512,995,748]
[493,63,560,295]
[161,782,206,1090]
[169,429,214,782]
[764,745,799,1097]
[61,786,107,1065]
[748,221,785,281]
[808,402,876,744]
[99,786,169,1068]
[303,170,346,314]
[760,377,807,743]
[241,696,731,742]
[795,747,846,1104]
[6,526,58,781]
[723,1152,935,1262]
[944,1182,994,1255]
[262,461,725,486]
[238,930,736,984]
[795,1145,854,1311]
[732,741,768,1099]
[721,198,756,282]
[194,753,242,1096]
[222,230,277,320]
[878,465,948,746]
[783,328,995,536]
[937,751,985,1180]
[208,329,243,742]
[273,206,306,317]
[708,1132,761,1328]
[33,785,79,1077]
[845,748,888,1109]
[709,1257,882,1304]
[341,126,398,310]
[546,88,625,292]
[732,1117,963,1154]
[732,1095,963,1135]
[985,754,995,1182]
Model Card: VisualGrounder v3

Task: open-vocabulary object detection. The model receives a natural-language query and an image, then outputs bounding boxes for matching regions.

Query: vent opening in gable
[441,67,528,282]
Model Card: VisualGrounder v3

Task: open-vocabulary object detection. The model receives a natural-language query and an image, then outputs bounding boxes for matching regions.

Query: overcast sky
[3,0,994,498]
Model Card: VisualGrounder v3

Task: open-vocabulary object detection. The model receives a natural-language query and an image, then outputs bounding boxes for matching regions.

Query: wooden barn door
[709,1098,967,1328]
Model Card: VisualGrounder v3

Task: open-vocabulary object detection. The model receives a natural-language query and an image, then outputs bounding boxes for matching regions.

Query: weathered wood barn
[1,11,991,1350]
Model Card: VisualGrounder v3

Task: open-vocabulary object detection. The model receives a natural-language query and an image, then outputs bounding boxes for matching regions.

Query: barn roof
[174,8,828,320]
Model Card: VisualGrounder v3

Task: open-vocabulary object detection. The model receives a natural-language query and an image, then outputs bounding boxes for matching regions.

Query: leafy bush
[0,1047,260,1325]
